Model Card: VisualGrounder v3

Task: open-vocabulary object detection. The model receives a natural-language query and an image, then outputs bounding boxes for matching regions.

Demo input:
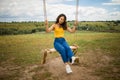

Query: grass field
[0,31,120,80]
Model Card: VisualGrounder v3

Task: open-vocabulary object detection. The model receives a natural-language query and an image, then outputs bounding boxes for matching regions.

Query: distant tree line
[77,20,120,32]
[0,20,120,35]
[0,22,45,35]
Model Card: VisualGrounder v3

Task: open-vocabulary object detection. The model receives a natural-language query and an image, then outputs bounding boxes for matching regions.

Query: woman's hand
[74,20,78,26]
[44,20,54,33]
[45,20,48,26]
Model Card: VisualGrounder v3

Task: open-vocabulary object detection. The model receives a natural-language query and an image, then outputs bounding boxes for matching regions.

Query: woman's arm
[45,20,55,33]
[67,21,78,33]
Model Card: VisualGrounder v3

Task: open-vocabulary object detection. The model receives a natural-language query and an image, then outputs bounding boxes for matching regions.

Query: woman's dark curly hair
[55,14,67,30]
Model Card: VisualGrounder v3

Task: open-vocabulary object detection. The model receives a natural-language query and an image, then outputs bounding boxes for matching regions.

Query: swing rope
[74,0,79,44]
[76,0,79,21]
[43,0,47,21]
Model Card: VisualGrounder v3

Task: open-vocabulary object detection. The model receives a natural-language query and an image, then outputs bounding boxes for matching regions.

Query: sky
[0,0,120,22]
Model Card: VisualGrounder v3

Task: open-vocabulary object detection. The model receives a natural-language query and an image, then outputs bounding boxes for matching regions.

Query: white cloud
[65,0,74,1]
[46,4,75,21]
[79,7,108,21]
[112,0,120,3]
[80,6,120,21]
[108,11,120,20]
[103,0,120,5]
[0,0,43,17]
[46,4,120,21]
[46,0,74,4]
[46,0,63,4]
[0,0,120,22]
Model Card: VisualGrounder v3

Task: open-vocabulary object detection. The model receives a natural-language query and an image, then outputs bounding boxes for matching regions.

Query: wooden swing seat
[42,45,79,64]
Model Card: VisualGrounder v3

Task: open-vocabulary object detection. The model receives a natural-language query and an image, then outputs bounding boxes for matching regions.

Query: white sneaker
[71,56,79,65]
[66,64,72,74]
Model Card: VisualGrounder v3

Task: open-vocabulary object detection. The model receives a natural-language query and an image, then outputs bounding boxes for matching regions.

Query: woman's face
[59,16,65,24]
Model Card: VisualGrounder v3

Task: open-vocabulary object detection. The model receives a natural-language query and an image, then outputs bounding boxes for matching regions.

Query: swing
[42,0,79,64]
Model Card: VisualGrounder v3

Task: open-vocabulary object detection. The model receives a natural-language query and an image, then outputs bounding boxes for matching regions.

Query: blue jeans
[54,38,74,63]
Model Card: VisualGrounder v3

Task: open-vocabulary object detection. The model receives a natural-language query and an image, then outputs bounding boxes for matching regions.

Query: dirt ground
[0,51,113,80]
[42,57,101,80]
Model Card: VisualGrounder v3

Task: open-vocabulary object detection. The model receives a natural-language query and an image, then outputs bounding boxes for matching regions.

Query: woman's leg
[54,41,69,63]
[62,39,74,62]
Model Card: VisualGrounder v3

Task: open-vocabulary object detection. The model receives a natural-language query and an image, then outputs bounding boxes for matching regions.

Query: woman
[45,13,78,74]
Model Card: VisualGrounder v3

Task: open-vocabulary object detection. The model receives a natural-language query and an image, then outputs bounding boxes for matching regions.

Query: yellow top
[54,24,64,38]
